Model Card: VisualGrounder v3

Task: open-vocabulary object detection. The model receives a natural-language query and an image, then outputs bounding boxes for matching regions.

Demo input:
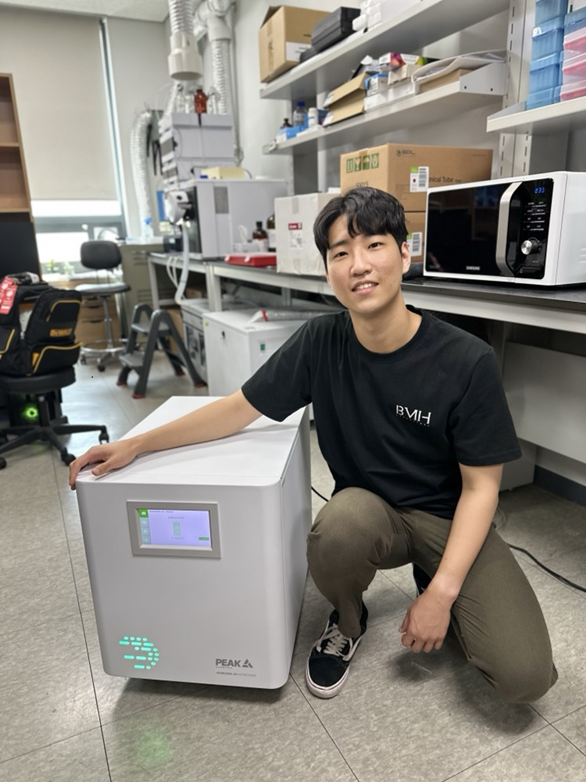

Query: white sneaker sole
[305,635,363,699]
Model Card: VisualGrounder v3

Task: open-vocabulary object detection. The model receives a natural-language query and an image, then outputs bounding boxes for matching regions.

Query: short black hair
[313,187,407,268]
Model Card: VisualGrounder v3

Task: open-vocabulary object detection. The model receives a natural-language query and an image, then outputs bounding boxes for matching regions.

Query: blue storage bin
[535,0,567,25]
[528,51,563,93]
[565,6,586,37]
[532,16,565,59]
[526,85,561,109]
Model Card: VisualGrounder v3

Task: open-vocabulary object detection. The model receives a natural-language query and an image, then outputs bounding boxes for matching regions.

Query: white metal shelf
[263,64,506,156]
[486,96,586,135]
[259,0,510,102]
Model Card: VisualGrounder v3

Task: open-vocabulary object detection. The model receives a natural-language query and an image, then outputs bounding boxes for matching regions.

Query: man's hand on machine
[69,440,139,489]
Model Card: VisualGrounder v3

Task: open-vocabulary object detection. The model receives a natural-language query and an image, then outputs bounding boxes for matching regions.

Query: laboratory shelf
[486,95,586,134]
[263,64,506,155]
[259,0,510,102]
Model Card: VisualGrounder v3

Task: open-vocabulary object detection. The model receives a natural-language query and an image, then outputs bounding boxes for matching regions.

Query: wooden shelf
[264,64,506,155]
[259,0,510,102]
[486,96,586,135]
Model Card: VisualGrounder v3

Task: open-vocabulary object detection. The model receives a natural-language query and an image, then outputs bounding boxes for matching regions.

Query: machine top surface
[76,397,307,487]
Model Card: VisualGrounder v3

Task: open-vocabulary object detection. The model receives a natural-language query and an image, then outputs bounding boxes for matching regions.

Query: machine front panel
[425,178,555,280]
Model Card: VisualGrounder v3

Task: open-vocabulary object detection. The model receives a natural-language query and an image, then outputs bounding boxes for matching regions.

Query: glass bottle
[266,214,276,252]
[252,221,269,252]
[194,88,208,114]
[293,101,307,127]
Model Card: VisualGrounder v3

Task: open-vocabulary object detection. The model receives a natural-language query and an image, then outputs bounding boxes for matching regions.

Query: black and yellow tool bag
[0,276,82,377]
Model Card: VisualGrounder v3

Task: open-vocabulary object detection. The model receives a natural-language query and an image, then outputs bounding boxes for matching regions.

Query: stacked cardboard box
[340,143,493,261]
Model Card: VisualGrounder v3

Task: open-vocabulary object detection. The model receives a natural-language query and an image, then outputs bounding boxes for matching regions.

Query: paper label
[286,42,310,62]
[410,166,429,192]
[288,222,303,248]
[407,232,423,257]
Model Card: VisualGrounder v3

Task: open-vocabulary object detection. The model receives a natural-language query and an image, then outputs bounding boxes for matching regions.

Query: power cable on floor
[311,485,586,594]
[506,543,586,594]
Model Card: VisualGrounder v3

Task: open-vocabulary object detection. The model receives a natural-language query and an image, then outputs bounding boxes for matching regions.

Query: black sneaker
[305,603,368,699]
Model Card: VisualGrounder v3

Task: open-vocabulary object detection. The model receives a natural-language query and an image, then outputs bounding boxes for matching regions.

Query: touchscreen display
[137,507,212,548]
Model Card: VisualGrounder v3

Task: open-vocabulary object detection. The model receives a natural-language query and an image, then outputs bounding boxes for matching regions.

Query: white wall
[106,17,171,237]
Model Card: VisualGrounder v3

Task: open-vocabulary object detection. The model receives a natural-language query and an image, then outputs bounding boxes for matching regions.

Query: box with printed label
[405,212,426,259]
[259,6,329,83]
[275,192,339,276]
[340,143,493,211]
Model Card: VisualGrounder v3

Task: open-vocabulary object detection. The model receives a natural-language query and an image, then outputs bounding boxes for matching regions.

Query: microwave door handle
[495,182,520,276]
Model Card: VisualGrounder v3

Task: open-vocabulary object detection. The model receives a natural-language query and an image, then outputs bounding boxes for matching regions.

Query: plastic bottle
[194,88,208,114]
[142,217,154,240]
[252,221,269,252]
[266,214,276,252]
[293,101,307,128]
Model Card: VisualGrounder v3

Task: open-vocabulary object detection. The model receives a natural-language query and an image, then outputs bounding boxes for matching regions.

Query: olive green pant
[307,487,558,703]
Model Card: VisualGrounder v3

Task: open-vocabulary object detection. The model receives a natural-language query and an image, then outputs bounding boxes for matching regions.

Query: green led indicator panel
[119,636,160,670]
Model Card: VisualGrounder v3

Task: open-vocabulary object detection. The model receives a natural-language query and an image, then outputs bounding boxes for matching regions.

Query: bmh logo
[119,636,160,670]
[396,405,432,426]
[215,658,254,669]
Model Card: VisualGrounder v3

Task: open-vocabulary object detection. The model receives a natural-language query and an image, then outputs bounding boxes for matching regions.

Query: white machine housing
[424,171,586,286]
[76,397,311,689]
[184,178,288,258]
[159,113,235,189]
[203,308,308,396]
[181,298,255,384]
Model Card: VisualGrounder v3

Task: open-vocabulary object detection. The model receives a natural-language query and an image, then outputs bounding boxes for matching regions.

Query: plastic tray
[528,51,563,93]
[224,254,277,267]
[562,51,586,83]
[564,26,586,54]
[532,16,565,59]
[526,85,561,109]
[560,77,586,100]
[535,0,568,26]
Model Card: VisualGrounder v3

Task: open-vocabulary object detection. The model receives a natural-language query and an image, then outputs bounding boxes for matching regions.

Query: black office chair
[0,367,109,469]
[76,241,130,371]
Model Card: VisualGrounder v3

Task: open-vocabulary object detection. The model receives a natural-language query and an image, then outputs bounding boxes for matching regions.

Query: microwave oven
[183,178,288,258]
[424,171,586,285]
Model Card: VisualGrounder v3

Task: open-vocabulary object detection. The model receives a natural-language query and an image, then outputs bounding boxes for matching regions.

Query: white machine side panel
[280,410,312,657]
[558,173,586,285]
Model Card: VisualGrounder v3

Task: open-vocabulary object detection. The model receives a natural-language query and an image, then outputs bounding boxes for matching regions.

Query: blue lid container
[535,0,568,26]
[532,16,565,59]
[526,85,561,110]
[565,6,586,36]
[528,51,564,93]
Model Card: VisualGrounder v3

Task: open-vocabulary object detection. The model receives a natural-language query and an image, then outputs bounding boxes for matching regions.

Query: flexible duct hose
[168,0,195,34]
[130,110,154,229]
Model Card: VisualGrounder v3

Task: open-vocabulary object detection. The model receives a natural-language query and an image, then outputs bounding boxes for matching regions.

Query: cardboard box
[340,143,493,211]
[323,73,367,126]
[275,192,339,276]
[259,6,329,83]
[405,212,426,259]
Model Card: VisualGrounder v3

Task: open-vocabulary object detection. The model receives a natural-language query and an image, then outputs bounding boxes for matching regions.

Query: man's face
[324,215,411,318]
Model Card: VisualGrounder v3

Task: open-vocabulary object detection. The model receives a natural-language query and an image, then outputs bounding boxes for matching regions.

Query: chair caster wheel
[0,457,6,469]
[80,355,87,365]
[98,364,106,372]
[99,434,110,444]
[62,453,76,466]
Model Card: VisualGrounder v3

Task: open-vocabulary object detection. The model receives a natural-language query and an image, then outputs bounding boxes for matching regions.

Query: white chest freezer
[76,397,311,689]
[203,309,308,396]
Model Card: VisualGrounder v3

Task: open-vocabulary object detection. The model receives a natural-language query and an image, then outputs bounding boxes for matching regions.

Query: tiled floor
[2,354,586,782]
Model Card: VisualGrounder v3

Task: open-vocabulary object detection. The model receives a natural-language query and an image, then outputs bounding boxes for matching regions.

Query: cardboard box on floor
[259,6,329,83]
[340,143,493,211]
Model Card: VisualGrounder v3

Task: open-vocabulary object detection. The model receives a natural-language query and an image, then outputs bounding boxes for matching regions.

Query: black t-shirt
[242,307,521,518]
